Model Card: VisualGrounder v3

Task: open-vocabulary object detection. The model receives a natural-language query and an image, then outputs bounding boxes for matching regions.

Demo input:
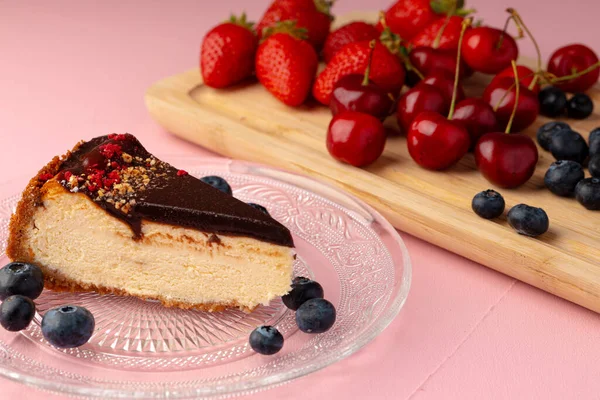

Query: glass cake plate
[0,157,411,399]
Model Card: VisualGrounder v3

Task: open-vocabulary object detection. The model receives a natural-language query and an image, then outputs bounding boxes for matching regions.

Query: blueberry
[536,122,570,151]
[575,178,600,210]
[249,325,284,355]
[41,305,95,348]
[295,298,336,334]
[538,86,567,117]
[247,203,270,216]
[544,160,584,197]
[282,277,324,311]
[0,262,44,301]
[0,295,35,332]
[549,129,589,164]
[567,93,594,119]
[507,204,549,237]
[589,128,600,157]
[471,190,505,219]
[589,155,600,178]
[200,176,232,195]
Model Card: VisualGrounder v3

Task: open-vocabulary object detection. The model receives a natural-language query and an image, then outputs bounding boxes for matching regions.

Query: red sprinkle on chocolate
[99,143,123,159]
[108,133,128,141]
[87,184,99,192]
[111,161,120,169]
[38,173,54,182]
[177,170,188,176]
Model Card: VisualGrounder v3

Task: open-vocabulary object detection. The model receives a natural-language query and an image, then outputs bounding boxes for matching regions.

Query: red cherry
[451,98,498,147]
[491,65,540,93]
[326,111,386,167]
[330,74,394,120]
[547,44,600,93]
[407,111,470,170]
[409,47,473,81]
[483,77,539,133]
[461,27,519,74]
[421,71,465,104]
[396,84,448,132]
[474,132,538,188]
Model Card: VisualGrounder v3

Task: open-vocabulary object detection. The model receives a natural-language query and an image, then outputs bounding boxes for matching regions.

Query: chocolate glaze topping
[54,134,294,247]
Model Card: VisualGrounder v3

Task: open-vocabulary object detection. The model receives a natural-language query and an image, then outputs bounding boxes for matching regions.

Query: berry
[295,298,336,333]
[313,41,405,106]
[256,22,319,107]
[589,128,600,157]
[408,16,466,51]
[408,47,472,81]
[471,190,505,219]
[451,98,498,147]
[323,22,379,63]
[0,262,44,301]
[483,77,539,133]
[397,83,448,132]
[420,71,465,104]
[200,175,232,195]
[461,27,519,74]
[538,86,567,117]
[248,203,270,216]
[282,277,324,310]
[549,129,589,164]
[507,204,549,237]
[576,178,600,210]
[547,44,599,93]
[330,74,394,120]
[200,14,258,89]
[41,305,95,348]
[589,155,600,178]
[544,160,584,197]
[566,93,594,119]
[249,325,284,355]
[536,121,570,151]
[0,295,35,332]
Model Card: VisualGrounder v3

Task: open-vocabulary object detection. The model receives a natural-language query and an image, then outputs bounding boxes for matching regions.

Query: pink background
[1,0,599,398]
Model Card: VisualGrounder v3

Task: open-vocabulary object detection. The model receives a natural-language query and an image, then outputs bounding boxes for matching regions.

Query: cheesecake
[7,134,295,312]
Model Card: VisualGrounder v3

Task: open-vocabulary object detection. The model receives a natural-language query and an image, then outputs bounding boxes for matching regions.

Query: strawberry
[256,22,319,107]
[323,22,380,63]
[256,0,333,50]
[313,40,405,105]
[408,15,466,51]
[200,14,258,88]
[379,0,472,41]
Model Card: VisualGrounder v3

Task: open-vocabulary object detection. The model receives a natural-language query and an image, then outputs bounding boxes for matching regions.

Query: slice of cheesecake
[7,134,294,312]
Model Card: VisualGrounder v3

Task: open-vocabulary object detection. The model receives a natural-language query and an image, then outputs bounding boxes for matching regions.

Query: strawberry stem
[506,9,541,74]
[228,13,255,31]
[261,20,308,41]
[505,60,520,134]
[447,17,471,120]
[362,40,377,86]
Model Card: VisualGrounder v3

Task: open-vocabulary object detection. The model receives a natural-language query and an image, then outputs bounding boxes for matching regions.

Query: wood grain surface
[145,12,600,312]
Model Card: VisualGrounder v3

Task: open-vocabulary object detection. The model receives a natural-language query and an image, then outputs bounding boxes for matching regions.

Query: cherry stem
[506,8,541,74]
[432,2,458,49]
[547,60,600,83]
[362,40,376,86]
[505,60,520,134]
[447,17,472,120]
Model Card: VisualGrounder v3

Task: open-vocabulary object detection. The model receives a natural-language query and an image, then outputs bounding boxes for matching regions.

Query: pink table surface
[1,1,599,399]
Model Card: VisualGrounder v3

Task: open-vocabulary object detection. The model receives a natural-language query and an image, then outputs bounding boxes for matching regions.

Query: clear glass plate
[0,157,411,399]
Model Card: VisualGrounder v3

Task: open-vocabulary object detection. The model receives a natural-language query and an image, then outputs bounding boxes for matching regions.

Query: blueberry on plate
[589,155,600,178]
[282,277,324,311]
[538,86,567,117]
[507,204,549,237]
[0,262,44,301]
[536,122,570,151]
[247,203,270,216]
[296,298,336,334]
[589,128,600,157]
[249,325,284,355]
[41,305,95,348]
[549,129,589,164]
[200,176,232,195]
[544,160,585,197]
[575,178,600,210]
[471,190,505,219]
[0,295,36,332]
[566,93,594,119]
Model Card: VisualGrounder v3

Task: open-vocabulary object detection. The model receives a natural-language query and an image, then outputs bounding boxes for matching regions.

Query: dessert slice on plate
[7,134,294,312]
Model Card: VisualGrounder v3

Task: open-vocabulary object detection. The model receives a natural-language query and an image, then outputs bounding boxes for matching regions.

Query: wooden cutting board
[145,11,600,313]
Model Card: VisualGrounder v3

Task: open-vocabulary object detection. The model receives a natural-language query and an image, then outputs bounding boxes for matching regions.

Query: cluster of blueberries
[250,277,336,355]
[0,262,95,348]
[538,87,594,120]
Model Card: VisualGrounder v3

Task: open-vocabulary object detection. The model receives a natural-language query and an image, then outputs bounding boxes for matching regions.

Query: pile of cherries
[325,8,600,193]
